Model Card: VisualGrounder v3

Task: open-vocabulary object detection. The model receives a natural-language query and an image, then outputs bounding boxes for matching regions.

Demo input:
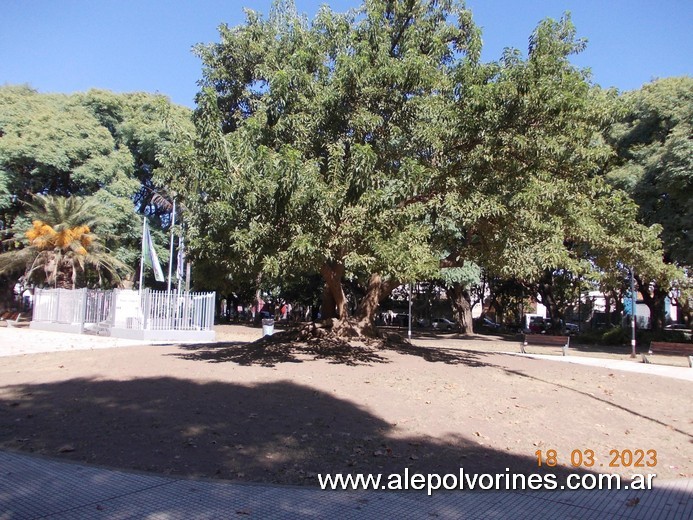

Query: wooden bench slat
[649,341,693,355]
[642,341,693,368]
[521,334,570,355]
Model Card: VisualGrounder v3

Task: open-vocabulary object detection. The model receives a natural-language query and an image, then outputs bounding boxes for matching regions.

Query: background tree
[0,86,193,293]
[440,263,481,334]
[607,78,692,265]
[431,15,669,332]
[605,77,692,328]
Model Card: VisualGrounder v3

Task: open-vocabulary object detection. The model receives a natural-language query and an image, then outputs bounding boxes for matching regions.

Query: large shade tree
[163,0,670,336]
[161,0,480,335]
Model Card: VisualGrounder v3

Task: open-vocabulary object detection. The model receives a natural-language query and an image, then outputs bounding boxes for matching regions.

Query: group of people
[219,297,298,323]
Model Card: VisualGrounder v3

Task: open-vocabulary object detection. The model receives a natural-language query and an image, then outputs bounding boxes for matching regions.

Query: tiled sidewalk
[1,450,690,519]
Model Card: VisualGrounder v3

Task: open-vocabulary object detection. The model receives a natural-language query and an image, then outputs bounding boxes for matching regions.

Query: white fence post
[142,289,150,330]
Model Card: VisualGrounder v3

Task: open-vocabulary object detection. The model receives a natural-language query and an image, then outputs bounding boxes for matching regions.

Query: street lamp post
[408,283,413,341]
[630,268,637,358]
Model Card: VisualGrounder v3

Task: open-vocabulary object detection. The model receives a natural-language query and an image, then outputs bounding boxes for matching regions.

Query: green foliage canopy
[0,86,193,284]
[607,77,692,267]
[163,0,481,302]
[163,1,672,328]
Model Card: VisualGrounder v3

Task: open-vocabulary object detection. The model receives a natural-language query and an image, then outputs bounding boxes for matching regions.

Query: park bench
[642,341,693,368]
[521,334,570,356]
[0,312,27,327]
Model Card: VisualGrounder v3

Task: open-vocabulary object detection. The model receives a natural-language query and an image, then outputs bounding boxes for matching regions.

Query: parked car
[481,317,501,331]
[565,322,579,334]
[521,313,545,333]
[528,316,545,334]
[394,313,410,327]
[664,324,690,331]
[431,318,456,331]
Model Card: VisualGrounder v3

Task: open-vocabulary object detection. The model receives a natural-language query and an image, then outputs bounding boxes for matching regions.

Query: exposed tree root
[177,321,487,367]
[239,319,411,366]
[283,318,410,346]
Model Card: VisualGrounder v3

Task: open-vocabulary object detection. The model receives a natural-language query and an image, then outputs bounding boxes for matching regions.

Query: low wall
[30,321,84,335]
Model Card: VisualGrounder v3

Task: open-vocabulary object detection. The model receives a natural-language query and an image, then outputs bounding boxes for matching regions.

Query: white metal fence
[33,288,90,325]
[140,290,215,331]
[32,288,215,332]
[85,290,114,325]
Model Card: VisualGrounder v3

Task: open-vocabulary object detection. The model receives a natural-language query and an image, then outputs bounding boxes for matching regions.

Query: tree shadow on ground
[1,376,594,488]
[498,366,693,441]
[175,332,492,368]
[398,329,521,343]
[379,341,491,366]
[174,338,388,367]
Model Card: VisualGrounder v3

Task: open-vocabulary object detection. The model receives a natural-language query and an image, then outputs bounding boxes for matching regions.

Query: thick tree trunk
[355,273,399,336]
[635,275,667,332]
[446,283,474,335]
[320,263,347,320]
[55,259,74,290]
[316,263,407,340]
[489,295,504,325]
[537,272,563,333]
[356,275,381,331]
[321,283,337,319]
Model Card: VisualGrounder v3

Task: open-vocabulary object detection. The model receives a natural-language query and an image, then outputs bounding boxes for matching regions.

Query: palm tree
[0,195,131,289]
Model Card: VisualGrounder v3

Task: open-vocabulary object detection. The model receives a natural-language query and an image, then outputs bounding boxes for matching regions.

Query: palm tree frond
[3,195,134,288]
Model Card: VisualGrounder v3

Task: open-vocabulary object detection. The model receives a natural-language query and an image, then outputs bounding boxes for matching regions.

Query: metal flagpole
[167,199,176,292]
[139,218,147,292]
[174,233,183,326]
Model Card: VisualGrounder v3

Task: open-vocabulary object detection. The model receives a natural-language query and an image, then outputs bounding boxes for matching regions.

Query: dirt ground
[0,324,691,487]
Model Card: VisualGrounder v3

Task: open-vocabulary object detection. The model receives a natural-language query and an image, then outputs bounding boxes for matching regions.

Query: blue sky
[1,0,691,108]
